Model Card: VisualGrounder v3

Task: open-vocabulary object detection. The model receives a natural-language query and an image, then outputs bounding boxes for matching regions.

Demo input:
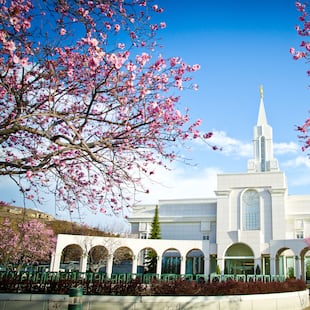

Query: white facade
[128,88,310,279]
[51,88,310,279]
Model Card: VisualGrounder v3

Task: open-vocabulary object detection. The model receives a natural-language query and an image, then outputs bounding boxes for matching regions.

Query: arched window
[242,190,260,230]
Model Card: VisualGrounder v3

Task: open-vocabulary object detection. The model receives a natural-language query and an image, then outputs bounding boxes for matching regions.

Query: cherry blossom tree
[0,0,213,216]
[0,218,56,269]
[0,218,19,269]
[290,1,310,154]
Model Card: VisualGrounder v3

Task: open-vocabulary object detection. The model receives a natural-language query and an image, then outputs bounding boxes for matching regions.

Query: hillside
[0,203,115,237]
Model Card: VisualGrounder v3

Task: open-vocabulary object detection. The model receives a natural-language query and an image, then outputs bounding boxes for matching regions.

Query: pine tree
[150,205,161,239]
[145,205,161,273]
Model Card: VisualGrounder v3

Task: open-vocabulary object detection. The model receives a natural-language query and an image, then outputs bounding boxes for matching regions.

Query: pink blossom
[192,64,201,71]
[293,51,306,59]
[203,132,213,139]
[12,55,20,64]
[126,62,136,72]
[4,41,16,54]
[60,28,66,35]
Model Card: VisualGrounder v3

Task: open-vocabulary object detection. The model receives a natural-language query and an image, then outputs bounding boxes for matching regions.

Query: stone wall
[0,290,308,310]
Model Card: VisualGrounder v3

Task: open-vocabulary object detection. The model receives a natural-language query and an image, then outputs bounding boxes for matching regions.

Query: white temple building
[127,87,310,279]
[51,88,310,280]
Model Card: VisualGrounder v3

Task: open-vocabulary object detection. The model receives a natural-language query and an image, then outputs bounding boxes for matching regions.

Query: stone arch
[112,246,134,274]
[138,247,158,274]
[300,246,310,281]
[275,247,295,277]
[60,244,83,271]
[162,248,181,274]
[224,243,254,275]
[87,245,108,272]
[185,248,204,275]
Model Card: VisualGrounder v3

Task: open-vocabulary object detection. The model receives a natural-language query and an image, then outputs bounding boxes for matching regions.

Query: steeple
[257,85,267,126]
[247,86,279,173]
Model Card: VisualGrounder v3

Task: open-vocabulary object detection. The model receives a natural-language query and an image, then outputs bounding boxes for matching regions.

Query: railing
[0,270,286,285]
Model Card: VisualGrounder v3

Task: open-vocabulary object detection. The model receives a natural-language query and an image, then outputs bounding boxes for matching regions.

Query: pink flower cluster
[0,218,56,267]
[292,2,310,155]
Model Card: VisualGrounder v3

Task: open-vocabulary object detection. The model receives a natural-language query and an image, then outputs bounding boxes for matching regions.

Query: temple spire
[247,86,279,173]
[257,85,267,126]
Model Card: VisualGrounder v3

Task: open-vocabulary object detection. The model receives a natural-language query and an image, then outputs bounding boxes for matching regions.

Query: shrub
[0,272,306,296]
[148,278,306,296]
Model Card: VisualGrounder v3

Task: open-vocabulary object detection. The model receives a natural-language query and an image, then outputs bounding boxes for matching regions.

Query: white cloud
[274,142,299,155]
[205,131,300,158]
[136,164,220,204]
[282,155,310,169]
[205,130,251,157]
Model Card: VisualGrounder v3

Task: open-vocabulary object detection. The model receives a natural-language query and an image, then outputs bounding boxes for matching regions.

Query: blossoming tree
[0,1,213,215]
[0,218,56,269]
[290,1,310,154]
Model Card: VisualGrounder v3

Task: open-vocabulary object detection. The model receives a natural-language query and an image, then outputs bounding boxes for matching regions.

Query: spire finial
[259,84,264,99]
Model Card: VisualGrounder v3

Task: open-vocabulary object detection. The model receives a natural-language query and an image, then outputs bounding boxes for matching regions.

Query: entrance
[224,243,254,275]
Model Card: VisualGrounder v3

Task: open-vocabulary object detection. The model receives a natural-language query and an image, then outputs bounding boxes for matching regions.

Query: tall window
[260,136,266,172]
[242,190,260,230]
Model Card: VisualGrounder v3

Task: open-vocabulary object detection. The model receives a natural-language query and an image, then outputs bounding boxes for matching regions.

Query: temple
[51,88,310,281]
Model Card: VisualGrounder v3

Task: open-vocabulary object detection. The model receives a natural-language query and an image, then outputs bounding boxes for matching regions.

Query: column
[180,256,186,275]
[50,252,61,272]
[80,253,88,273]
[295,256,301,279]
[301,256,306,280]
[131,255,138,275]
[204,256,210,276]
[106,254,113,279]
[156,256,162,276]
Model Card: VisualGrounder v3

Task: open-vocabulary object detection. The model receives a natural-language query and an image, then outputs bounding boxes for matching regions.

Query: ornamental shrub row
[0,274,306,296]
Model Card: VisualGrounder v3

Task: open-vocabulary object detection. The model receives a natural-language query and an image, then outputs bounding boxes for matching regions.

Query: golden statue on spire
[259,84,264,99]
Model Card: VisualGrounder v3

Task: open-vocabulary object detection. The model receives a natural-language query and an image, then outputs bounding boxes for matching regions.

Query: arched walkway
[50,234,208,278]
[224,243,254,275]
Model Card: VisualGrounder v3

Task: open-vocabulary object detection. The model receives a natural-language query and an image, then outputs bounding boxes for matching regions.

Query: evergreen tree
[150,205,161,239]
[145,205,161,273]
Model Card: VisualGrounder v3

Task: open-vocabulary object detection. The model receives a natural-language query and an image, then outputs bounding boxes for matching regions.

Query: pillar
[204,256,210,276]
[295,255,301,279]
[301,256,306,280]
[106,254,113,279]
[131,255,138,275]
[80,253,88,273]
[50,252,61,272]
[156,256,162,276]
[180,256,186,275]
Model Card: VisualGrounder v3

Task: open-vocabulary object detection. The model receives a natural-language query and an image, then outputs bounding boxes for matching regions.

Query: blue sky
[132,0,310,201]
[1,0,310,232]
